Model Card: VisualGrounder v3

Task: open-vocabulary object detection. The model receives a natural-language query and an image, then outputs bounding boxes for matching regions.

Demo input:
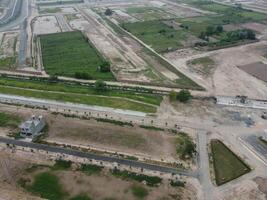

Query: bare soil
[238,62,267,82]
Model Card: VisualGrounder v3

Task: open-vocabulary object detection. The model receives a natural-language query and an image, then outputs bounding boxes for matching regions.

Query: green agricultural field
[122,20,188,53]
[40,31,115,80]
[210,140,251,185]
[182,1,267,23]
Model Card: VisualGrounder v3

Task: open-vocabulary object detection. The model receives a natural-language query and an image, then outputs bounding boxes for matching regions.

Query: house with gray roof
[20,115,45,139]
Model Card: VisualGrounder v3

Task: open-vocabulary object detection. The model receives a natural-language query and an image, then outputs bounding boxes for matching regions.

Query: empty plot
[238,62,267,82]
[40,31,115,80]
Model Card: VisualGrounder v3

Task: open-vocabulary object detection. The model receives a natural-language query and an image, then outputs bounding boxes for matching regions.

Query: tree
[75,72,92,80]
[216,25,223,33]
[176,89,192,103]
[104,8,113,16]
[95,80,107,92]
[99,61,111,72]
[169,90,177,102]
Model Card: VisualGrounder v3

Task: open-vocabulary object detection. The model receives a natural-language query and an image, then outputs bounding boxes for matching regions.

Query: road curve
[0,136,197,177]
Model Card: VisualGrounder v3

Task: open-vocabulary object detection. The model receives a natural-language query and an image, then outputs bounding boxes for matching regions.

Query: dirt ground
[0,104,184,163]
[0,151,42,200]
[33,16,61,35]
[238,62,267,82]
[15,161,198,200]
[164,41,267,99]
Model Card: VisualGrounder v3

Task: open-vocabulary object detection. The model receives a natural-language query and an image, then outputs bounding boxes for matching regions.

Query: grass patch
[70,194,92,200]
[52,160,72,170]
[0,85,157,113]
[210,139,251,185]
[111,169,162,187]
[139,125,164,131]
[95,118,133,127]
[175,132,196,159]
[0,57,15,69]
[39,7,62,14]
[188,56,215,76]
[131,185,148,199]
[26,172,66,200]
[122,20,187,53]
[40,31,114,80]
[79,164,103,175]
[0,77,162,106]
[0,112,21,128]
[259,136,267,146]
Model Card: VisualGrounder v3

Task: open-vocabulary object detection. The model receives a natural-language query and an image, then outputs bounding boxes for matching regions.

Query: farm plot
[238,62,267,82]
[210,140,251,186]
[40,31,115,80]
[125,6,176,21]
[184,0,267,22]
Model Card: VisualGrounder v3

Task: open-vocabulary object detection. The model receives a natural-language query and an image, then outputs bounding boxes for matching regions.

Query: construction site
[0,0,267,200]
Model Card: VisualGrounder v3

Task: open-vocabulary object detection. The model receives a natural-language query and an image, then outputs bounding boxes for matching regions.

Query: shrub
[111,169,162,187]
[131,185,148,199]
[95,80,107,92]
[74,72,92,80]
[176,89,192,103]
[99,61,111,72]
[52,160,72,170]
[169,90,177,102]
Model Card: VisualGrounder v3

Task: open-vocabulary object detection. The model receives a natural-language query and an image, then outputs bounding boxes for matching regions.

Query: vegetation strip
[210,140,251,185]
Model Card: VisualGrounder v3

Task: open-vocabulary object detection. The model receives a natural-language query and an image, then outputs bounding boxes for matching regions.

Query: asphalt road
[245,135,267,159]
[0,136,197,177]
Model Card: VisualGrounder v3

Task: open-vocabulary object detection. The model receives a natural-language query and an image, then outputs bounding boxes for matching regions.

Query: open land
[0,0,267,200]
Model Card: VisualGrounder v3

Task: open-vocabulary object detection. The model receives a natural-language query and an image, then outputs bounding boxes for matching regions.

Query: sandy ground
[68,7,162,83]
[32,16,61,35]
[12,158,198,200]
[0,104,185,164]
[0,151,43,200]
[164,41,267,99]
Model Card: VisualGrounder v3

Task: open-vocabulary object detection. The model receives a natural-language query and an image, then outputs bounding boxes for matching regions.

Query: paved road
[56,14,72,32]
[197,131,214,200]
[0,0,28,32]
[0,136,197,177]
[245,135,267,160]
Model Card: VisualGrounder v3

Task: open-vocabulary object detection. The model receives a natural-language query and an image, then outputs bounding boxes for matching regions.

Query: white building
[19,115,45,138]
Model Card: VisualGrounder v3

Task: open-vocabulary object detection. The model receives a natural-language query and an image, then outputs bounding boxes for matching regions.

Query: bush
[74,72,92,80]
[52,160,72,170]
[80,164,103,175]
[105,8,113,16]
[176,133,196,159]
[176,89,192,103]
[99,61,111,72]
[169,90,177,101]
[131,185,148,199]
[170,180,185,187]
[95,80,107,92]
[111,169,162,187]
